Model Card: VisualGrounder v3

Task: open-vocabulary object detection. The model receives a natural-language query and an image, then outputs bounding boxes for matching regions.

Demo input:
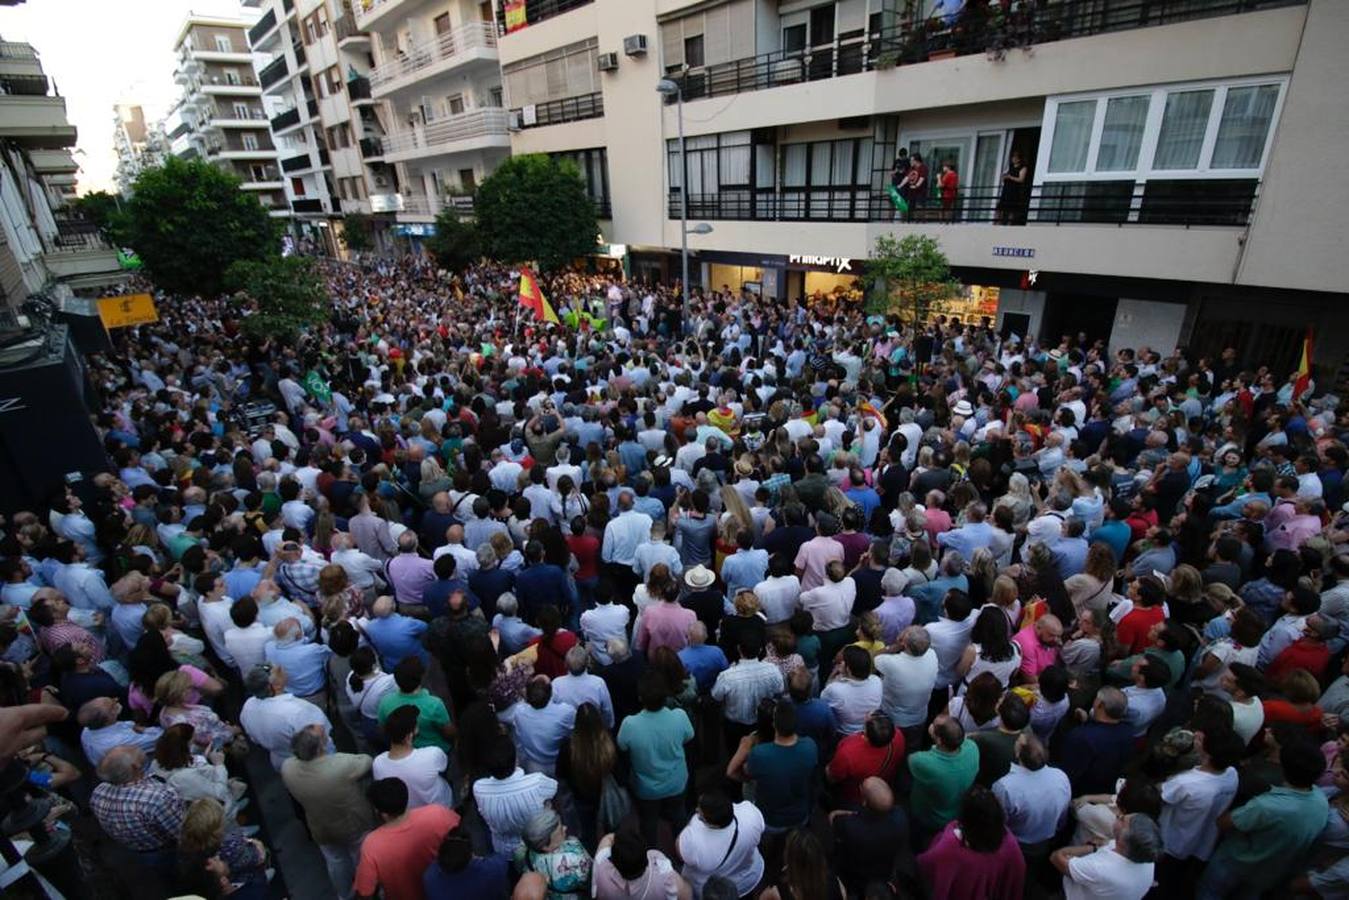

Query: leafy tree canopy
[341,213,373,254]
[474,154,597,272]
[70,191,129,245]
[122,157,279,296]
[866,233,961,322]
[225,255,328,339]
[424,208,481,274]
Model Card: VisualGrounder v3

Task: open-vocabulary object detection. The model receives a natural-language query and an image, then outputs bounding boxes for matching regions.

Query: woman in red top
[1115,575,1167,656]
[565,516,601,611]
[528,604,579,679]
[939,160,959,221]
[1261,668,1324,738]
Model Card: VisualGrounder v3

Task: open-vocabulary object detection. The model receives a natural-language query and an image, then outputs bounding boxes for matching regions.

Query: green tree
[474,154,597,271]
[122,157,278,296]
[423,208,481,274]
[866,233,961,323]
[340,212,373,254]
[71,190,129,244]
[225,255,328,339]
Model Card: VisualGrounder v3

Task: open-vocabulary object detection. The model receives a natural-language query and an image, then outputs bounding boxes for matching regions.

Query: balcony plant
[985,0,1043,62]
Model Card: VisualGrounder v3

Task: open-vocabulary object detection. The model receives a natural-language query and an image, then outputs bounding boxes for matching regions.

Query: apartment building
[112,103,168,196]
[169,15,289,219]
[497,0,1349,375]
[0,38,125,310]
[354,0,510,238]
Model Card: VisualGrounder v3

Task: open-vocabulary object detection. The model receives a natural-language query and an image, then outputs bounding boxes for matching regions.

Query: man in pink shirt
[795,515,845,591]
[635,593,696,654]
[1012,615,1063,682]
[1265,498,1324,553]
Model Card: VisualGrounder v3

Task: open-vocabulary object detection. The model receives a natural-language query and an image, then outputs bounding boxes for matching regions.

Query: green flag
[304,369,332,405]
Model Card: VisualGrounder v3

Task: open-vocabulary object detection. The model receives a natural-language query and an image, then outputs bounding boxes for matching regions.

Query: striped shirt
[472,769,559,856]
[711,660,784,725]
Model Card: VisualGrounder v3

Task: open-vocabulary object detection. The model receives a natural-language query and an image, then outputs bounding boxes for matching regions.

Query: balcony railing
[282,153,312,172]
[359,136,383,158]
[402,194,475,218]
[271,107,301,131]
[335,12,366,42]
[595,197,611,219]
[369,23,497,92]
[0,74,50,97]
[381,108,510,156]
[348,76,372,100]
[204,74,259,87]
[512,92,602,129]
[259,55,289,89]
[292,198,324,213]
[246,167,282,183]
[293,41,307,68]
[247,8,277,47]
[495,0,594,35]
[52,219,110,252]
[211,109,269,123]
[667,179,1260,228]
[0,42,37,60]
[665,0,1304,102]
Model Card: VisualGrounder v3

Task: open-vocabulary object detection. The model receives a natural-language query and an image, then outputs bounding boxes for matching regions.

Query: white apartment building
[112,104,168,197]
[169,15,289,219]
[497,0,1349,376]
[0,38,125,310]
[354,0,510,239]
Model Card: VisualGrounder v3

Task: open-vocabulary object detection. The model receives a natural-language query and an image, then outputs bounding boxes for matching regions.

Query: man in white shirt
[927,590,976,694]
[430,524,479,575]
[550,647,616,729]
[579,594,629,668]
[51,544,115,614]
[1157,728,1242,868]
[993,734,1071,848]
[223,596,273,674]
[371,704,452,810]
[473,737,559,857]
[1053,812,1160,900]
[632,522,682,581]
[798,561,856,633]
[545,446,582,491]
[677,791,765,897]
[487,449,524,494]
[753,555,801,626]
[602,492,653,589]
[195,574,236,668]
[821,646,883,736]
[239,662,334,771]
[876,626,939,733]
[331,533,386,593]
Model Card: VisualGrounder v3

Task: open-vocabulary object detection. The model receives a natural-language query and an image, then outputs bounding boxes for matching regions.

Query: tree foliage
[225,255,328,339]
[866,233,961,322]
[473,154,597,271]
[71,191,129,245]
[121,157,279,296]
[423,208,481,274]
[340,213,374,254]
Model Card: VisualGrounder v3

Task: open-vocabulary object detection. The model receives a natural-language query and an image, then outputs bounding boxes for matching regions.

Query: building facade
[495,0,1349,375]
[112,103,168,196]
[168,15,289,219]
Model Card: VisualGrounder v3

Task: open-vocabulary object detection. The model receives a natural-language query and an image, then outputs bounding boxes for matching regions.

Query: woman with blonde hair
[996,472,1035,527]
[1166,564,1211,627]
[154,670,241,751]
[141,603,210,670]
[716,486,754,572]
[965,547,998,606]
[718,590,767,657]
[124,523,163,566]
[988,574,1022,628]
[1065,542,1117,615]
[490,530,523,572]
[178,798,268,892]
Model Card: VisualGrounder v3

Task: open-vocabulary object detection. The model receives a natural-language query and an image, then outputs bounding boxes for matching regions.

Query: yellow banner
[504,0,528,32]
[97,293,159,329]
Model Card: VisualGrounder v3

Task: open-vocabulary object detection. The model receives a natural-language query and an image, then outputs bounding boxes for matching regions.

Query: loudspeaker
[0,325,108,514]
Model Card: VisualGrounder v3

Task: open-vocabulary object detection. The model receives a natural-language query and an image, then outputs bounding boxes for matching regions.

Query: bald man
[831,776,910,894]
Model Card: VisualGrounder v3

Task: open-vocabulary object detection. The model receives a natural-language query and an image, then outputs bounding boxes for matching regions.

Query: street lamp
[657,77,695,312]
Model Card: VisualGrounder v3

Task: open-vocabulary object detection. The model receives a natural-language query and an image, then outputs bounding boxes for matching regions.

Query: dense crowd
[1,253,1347,900]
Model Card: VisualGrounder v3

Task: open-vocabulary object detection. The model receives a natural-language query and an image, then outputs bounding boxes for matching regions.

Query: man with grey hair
[876,625,938,745]
[936,501,994,559]
[264,616,331,707]
[240,662,334,771]
[331,531,386,596]
[1052,812,1160,900]
[550,644,615,728]
[89,745,185,865]
[78,696,162,767]
[993,733,1071,851]
[1054,686,1134,796]
[602,489,653,598]
[281,723,376,900]
[874,568,916,643]
[579,581,629,666]
[599,636,644,723]
[386,530,435,613]
[908,550,969,623]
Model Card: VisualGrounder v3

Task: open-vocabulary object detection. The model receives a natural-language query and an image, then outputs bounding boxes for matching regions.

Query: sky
[0,0,252,195]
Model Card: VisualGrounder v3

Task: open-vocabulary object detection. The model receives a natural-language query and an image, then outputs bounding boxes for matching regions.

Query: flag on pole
[1292,328,1314,402]
[517,267,560,325]
[859,400,888,429]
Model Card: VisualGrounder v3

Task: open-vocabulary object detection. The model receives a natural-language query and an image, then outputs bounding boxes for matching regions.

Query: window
[502,38,599,108]
[551,148,610,213]
[223,68,241,85]
[447,94,465,115]
[242,133,259,151]
[233,102,251,119]
[783,24,807,53]
[684,35,704,68]
[1095,95,1149,171]
[291,177,306,196]
[318,66,343,97]
[434,13,451,35]
[489,87,504,108]
[1154,90,1214,170]
[1048,101,1094,173]
[458,168,476,191]
[1211,84,1279,170]
[214,35,233,53]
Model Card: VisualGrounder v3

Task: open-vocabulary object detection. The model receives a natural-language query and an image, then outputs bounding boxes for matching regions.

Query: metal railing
[247,8,278,47]
[0,42,37,60]
[402,194,475,217]
[354,0,399,26]
[52,220,110,252]
[292,198,324,213]
[306,98,319,119]
[0,74,50,97]
[336,12,365,42]
[204,74,259,87]
[281,153,312,172]
[211,109,269,123]
[348,76,372,100]
[293,41,307,68]
[511,91,602,129]
[595,197,611,219]
[271,107,301,131]
[369,22,497,91]
[259,55,289,89]
[380,108,511,155]
[245,167,282,183]
[667,179,1260,228]
[665,0,1304,101]
[496,0,594,35]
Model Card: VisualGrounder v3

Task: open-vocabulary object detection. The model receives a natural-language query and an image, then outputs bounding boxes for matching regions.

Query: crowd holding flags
[516,266,560,325]
[1293,328,1315,402]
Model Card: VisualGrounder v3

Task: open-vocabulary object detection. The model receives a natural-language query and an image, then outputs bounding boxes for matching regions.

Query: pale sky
[0,0,253,195]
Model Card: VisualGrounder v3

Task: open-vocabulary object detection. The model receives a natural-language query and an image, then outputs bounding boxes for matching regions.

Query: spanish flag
[517,267,559,325]
[1292,328,1314,402]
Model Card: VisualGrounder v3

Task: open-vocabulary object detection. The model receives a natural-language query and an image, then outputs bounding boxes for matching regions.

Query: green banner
[304,369,332,405]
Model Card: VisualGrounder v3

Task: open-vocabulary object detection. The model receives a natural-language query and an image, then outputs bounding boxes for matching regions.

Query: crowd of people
[0,251,1346,900]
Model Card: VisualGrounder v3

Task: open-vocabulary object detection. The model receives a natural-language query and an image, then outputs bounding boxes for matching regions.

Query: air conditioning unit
[597,52,619,72]
[623,34,648,57]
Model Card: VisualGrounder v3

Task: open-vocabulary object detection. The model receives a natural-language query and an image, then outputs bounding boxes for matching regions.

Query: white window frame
[1036,75,1288,185]
[898,122,1042,190]
[242,133,260,151]
[214,35,233,53]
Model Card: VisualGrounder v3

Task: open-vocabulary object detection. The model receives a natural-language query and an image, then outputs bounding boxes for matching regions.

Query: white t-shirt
[372,746,453,809]
[677,801,765,897]
[1063,842,1155,900]
[875,650,938,728]
[1159,766,1238,861]
[820,675,883,735]
[1230,696,1264,745]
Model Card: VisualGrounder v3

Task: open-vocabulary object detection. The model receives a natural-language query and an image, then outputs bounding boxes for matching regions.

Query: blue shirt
[224,564,261,602]
[422,577,476,618]
[909,574,969,625]
[514,564,572,619]
[845,486,882,525]
[264,638,332,697]
[679,643,729,692]
[1052,537,1090,579]
[492,614,542,655]
[793,698,835,748]
[423,855,508,899]
[720,549,768,600]
[363,614,429,670]
[936,522,995,559]
[1090,520,1131,563]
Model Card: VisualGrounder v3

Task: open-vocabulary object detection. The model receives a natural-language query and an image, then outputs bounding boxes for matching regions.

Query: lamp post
[657,78,696,317]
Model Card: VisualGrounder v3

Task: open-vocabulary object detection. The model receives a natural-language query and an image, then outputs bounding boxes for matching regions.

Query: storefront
[697,250,866,306]
[391,222,435,255]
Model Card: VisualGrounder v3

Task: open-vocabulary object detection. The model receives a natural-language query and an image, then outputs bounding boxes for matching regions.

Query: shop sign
[369,194,404,213]
[992,246,1035,258]
[97,293,158,330]
[788,254,855,272]
[392,223,435,237]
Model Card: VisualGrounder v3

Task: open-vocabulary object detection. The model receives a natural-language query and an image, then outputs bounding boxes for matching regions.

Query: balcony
[0,73,49,96]
[247,8,277,47]
[348,76,372,101]
[281,152,312,173]
[400,194,474,219]
[512,92,602,129]
[665,0,1304,102]
[293,41,307,69]
[668,180,1260,228]
[29,149,78,174]
[209,109,269,128]
[359,136,384,159]
[258,55,289,90]
[307,97,319,119]
[335,12,369,46]
[495,0,594,35]
[0,42,38,60]
[369,23,497,97]
[201,74,260,90]
[380,108,511,162]
[0,95,77,148]
[271,107,301,131]
[292,198,324,213]
[47,220,121,280]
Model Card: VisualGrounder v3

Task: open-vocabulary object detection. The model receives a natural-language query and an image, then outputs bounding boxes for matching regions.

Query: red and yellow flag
[517,267,559,325]
[1293,328,1314,402]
